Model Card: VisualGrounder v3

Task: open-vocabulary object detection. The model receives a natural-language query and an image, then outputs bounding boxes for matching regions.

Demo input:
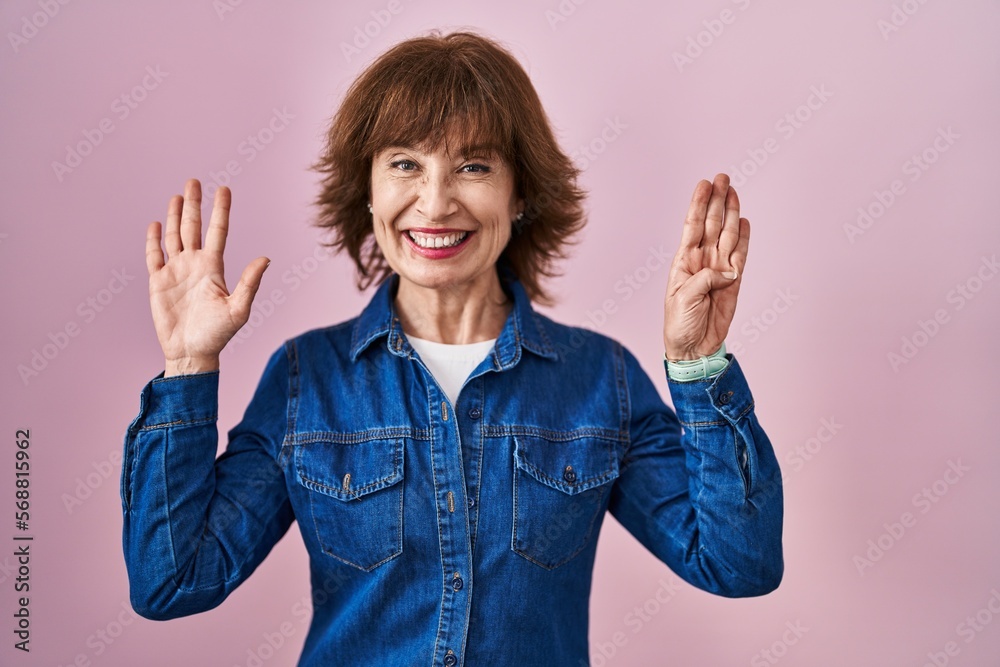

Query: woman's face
[369,136,523,294]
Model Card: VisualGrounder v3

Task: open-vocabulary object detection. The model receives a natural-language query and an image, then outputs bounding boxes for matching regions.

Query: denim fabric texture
[120,263,783,666]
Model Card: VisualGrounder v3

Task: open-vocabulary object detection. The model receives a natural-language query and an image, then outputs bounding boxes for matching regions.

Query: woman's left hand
[663,173,750,361]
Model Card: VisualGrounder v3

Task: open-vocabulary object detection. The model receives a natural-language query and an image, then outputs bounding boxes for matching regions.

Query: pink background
[2,1,998,665]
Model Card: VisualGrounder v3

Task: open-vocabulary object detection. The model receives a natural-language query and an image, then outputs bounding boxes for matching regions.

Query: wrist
[663,338,725,362]
[164,355,220,377]
[664,342,720,362]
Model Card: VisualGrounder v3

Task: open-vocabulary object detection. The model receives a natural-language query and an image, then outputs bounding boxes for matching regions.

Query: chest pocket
[512,434,620,569]
[293,437,404,571]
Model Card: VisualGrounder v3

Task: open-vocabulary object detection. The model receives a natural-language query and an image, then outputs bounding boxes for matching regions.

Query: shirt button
[468,496,475,508]
[444,651,458,666]
[719,391,733,405]
[452,573,464,591]
[468,407,482,419]
[563,465,576,483]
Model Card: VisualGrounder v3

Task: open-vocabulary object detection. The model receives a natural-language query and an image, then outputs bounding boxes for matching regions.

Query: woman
[122,30,783,666]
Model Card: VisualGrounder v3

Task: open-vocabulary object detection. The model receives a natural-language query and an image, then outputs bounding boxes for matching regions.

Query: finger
[146,221,165,275]
[681,266,738,302]
[730,217,750,276]
[717,186,741,263]
[679,179,712,250]
[204,186,231,255]
[164,194,183,257]
[702,173,730,250]
[229,256,271,323]
[180,178,203,250]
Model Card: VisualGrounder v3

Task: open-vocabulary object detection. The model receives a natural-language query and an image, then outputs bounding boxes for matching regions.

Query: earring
[514,212,524,221]
[367,203,373,214]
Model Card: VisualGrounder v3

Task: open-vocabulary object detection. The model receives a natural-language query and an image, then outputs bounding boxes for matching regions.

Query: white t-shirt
[404,333,497,408]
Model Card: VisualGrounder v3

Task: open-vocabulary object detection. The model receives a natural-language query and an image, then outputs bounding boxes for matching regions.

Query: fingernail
[723,271,738,280]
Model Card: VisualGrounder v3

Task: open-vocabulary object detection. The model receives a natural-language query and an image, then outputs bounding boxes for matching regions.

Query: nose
[415,171,458,222]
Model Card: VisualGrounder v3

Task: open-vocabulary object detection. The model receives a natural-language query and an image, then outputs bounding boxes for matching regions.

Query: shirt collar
[349,263,559,368]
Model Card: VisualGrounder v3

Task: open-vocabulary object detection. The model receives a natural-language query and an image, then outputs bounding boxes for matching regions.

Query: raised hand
[146,179,270,376]
[663,173,750,361]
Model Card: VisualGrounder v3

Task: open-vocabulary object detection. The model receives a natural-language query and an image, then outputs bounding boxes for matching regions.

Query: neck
[393,268,512,344]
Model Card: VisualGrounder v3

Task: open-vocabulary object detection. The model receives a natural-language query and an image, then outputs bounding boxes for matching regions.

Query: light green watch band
[664,341,729,382]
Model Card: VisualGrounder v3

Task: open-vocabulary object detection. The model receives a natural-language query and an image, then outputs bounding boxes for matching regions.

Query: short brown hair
[309,29,587,307]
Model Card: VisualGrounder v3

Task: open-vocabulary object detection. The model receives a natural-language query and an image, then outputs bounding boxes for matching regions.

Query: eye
[461,163,491,174]
[390,159,417,172]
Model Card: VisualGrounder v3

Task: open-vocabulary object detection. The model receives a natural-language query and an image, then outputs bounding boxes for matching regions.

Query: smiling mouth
[404,230,471,249]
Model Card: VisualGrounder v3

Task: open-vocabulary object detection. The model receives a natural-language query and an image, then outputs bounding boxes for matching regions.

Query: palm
[663,174,750,360]
[150,249,238,360]
[145,179,269,373]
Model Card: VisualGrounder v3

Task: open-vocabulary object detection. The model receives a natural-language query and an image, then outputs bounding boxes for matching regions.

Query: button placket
[427,379,471,667]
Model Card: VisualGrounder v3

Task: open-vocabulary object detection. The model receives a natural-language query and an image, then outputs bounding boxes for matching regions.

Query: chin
[401,267,468,288]
[396,261,488,291]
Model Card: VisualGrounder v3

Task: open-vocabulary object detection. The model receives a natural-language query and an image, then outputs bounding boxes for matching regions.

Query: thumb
[685,266,738,298]
[230,256,270,322]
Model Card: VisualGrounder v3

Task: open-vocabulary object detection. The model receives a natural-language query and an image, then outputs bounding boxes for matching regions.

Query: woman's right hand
[146,179,270,377]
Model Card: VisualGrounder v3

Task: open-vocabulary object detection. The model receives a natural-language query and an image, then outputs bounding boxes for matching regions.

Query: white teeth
[407,231,468,249]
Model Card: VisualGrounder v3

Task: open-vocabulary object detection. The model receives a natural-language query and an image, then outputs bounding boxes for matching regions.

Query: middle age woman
[123,29,783,666]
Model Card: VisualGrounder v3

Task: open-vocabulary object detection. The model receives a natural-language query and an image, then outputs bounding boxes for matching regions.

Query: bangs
[361,56,515,163]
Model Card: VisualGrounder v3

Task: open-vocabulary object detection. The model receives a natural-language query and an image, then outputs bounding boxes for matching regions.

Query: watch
[664,341,729,382]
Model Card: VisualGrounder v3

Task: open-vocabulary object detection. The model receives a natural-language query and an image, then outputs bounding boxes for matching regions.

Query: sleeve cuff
[666,354,753,424]
[130,370,220,430]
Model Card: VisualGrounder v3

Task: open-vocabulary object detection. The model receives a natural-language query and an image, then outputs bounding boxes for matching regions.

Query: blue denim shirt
[120,265,783,667]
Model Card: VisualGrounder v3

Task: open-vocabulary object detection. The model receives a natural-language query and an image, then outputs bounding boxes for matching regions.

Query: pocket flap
[294,437,403,501]
[513,434,619,495]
